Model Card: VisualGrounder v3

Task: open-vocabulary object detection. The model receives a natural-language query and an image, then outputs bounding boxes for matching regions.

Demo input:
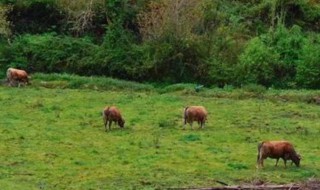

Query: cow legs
[200,120,205,128]
[8,80,13,87]
[9,80,19,87]
[275,158,279,166]
[183,118,187,129]
[256,154,260,168]
[12,80,17,87]
[283,159,287,168]
[258,159,264,168]
[104,119,108,131]
[257,153,264,168]
[108,121,112,131]
[183,120,193,130]
[197,121,201,129]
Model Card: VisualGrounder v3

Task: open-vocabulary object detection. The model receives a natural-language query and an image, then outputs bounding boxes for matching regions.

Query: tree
[137,0,203,41]
[296,34,320,89]
[56,0,105,35]
[0,4,12,39]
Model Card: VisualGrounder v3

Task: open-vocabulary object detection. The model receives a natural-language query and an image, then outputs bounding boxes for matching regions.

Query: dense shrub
[239,37,279,86]
[271,25,305,87]
[4,33,99,74]
[7,1,66,34]
[239,24,307,88]
[205,55,238,88]
[145,38,209,84]
[32,73,154,91]
[296,35,320,89]
[1,1,320,89]
[94,23,153,80]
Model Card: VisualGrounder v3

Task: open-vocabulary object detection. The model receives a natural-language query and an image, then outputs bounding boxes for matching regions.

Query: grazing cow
[6,68,30,87]
[102,106,125,131]
[257,140,301,168]
[183,106,208,129]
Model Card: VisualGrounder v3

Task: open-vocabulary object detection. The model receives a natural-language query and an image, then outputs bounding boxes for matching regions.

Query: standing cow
[257,140,301,168]
[102,106,125,131]
[6,68,30,87]
[183,106,208,129]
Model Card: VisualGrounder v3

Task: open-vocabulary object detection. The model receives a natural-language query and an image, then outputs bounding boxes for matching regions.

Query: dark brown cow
[102,106,125,131]
[6,68,30,87]
[183,106,208,129]
[257,140,301,168]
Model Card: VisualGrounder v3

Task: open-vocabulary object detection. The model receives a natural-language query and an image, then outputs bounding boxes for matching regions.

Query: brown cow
[102,106,125,131]
[6,68,30,87]
[183,106,208,129]
[257,140,301,168]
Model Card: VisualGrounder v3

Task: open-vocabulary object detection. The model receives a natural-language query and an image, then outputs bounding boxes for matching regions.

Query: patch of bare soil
[174,179,320,190]
[299,179,320,190]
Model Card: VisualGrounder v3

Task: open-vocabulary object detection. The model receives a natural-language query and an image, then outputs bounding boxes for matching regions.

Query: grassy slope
[0,83,319,189]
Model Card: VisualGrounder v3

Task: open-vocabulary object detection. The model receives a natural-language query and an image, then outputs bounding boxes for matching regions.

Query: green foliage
[98,23,152,80]
[242,84,267,94]
[296,34,320,89]
[227,163,249,170]
[239,37,278,86]
[199,0,249,87]
[239,24,308,88]
[4,33,99,74]
[158,83,197,94]
[180,134,201,142]
[145,38,209,84]
[0,4,12,38]
[1,0,320,89]
[271,25,305,87]
[245,0,320,33]
[8,1,65,34]
[32,73,154,91]
[207,58,238,88]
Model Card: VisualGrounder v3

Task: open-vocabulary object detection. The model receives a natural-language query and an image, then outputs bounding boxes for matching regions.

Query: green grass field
[0,75,319,189]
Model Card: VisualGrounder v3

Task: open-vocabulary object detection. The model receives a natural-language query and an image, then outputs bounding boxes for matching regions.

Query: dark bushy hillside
[0,0,319,88]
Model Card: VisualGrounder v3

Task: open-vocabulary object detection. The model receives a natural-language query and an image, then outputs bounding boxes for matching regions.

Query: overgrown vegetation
[0,80,319,189]
[0,0,319,88]
[28,73,320,104]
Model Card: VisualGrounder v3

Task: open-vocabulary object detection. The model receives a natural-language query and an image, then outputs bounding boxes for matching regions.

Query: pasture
[0,75,319,189]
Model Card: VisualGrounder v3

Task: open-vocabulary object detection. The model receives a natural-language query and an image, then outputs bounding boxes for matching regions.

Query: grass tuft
[180,134,201,142]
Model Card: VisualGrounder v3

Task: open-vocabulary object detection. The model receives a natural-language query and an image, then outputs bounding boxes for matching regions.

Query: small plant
[153,135,161,149]
[180,134,201,142]
[158,119,176,128]
[227,163,249,170]
[158,121,166,128]
[242,84,267,94]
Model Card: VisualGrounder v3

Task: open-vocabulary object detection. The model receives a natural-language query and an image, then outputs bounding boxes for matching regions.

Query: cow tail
[102,107,110,124]
[102,110,106,125]
[102,109,106,119]
[6,68,11,82]
[184,107,189,124]
[257,142,263,164]
[106,107,111,117]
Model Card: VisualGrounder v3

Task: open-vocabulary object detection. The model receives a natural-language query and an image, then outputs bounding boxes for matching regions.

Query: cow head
[291,153,301,167]
[119,119,125,128]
